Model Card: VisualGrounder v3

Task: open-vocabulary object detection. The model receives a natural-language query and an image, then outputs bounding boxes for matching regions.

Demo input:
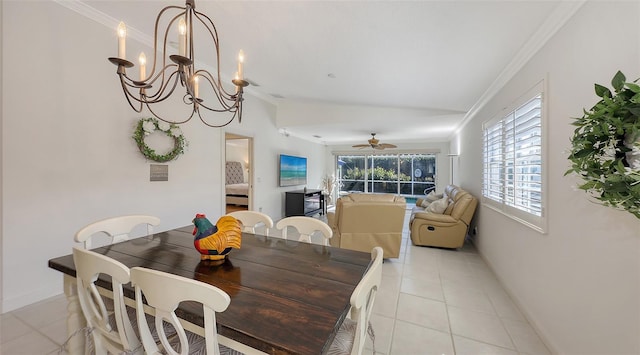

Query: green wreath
[565,71,640,219]
[132,117,187,163]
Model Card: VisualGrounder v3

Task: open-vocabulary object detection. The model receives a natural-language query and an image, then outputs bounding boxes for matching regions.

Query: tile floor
[0,206,550,354]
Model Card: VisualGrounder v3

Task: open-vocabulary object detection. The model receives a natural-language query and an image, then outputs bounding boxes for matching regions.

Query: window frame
[482,81,547,233]
[334,152,438,197]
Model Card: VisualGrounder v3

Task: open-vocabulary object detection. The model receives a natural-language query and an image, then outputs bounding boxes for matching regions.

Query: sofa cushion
[417,190,443,208]
[425,190,443,203]
[426,196,449,214]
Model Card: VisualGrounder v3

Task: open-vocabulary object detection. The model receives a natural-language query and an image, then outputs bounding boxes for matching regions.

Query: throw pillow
[420,199,431,208]
[425,190,443,203]
[426,196,448,214]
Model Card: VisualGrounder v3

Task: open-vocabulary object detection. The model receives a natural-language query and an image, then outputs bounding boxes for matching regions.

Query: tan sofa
[410,185,477,249]
[327,193,406,258]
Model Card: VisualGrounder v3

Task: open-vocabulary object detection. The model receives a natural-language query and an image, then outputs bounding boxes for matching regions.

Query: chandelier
[108,0,249,127]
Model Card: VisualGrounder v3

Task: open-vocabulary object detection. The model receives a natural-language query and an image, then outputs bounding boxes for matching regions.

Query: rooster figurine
[192,214,242,261]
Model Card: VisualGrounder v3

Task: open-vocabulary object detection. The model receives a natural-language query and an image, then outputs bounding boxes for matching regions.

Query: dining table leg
[63,274,86,354]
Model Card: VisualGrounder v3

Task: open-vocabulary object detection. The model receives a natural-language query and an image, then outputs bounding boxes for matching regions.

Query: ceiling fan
[352,133,397,150]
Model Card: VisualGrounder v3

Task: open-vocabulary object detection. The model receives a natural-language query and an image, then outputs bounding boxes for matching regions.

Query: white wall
[0,0,4,314]
[454,2,640,354]
[1,1,325,312]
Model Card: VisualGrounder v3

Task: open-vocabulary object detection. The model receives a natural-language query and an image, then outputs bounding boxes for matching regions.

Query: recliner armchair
[410,185,477,249]
[327,193,406,258]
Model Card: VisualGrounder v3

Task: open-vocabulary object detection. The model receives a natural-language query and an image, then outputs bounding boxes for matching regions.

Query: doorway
[225,133,253,214]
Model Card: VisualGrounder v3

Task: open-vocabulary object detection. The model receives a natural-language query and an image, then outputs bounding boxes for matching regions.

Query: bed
[226,161,248,206]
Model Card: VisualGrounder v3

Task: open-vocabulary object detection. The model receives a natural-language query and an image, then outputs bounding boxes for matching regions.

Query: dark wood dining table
[48,226,373,355]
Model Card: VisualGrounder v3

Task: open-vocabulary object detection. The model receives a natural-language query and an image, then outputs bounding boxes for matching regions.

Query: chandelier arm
[187,5,195,62]
[197,92,244,124]
[193,10,238,97]
[144,70,184,104]
[197,72,245,115]
[145,99,196,125]
[138,64,180,101]
[111,56,184,105]
[198,95,240,113]
[195,71,237,111]
[118,74,144,113]
[180,66,197,99]
[198,101,238,113]
[150,13,188,101]
[116,63,177,103]
[148,5,187,81]
[197,106,239,128]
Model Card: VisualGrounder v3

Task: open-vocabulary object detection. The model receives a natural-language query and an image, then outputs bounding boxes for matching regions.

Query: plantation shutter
[483,119,504,202]
[510,95,542,216]
[483,92,543,225]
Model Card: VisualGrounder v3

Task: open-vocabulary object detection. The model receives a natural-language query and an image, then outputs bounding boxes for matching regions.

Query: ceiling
[73,0,575,146]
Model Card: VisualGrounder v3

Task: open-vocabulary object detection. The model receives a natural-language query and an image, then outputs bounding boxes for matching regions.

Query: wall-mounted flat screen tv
[279,154,307,187]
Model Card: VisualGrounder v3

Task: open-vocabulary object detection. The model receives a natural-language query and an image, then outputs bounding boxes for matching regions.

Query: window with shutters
[482,83,545,232]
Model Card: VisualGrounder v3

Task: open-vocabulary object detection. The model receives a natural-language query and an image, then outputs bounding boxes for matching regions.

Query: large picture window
[482,84,545,231]
[337,153,436,197]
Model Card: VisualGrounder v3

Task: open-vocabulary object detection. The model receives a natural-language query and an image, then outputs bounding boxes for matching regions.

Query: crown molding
[451,0,587,139]
[53,0,152,44]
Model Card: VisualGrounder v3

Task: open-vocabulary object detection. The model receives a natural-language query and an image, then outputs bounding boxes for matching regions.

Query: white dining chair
[74,214,161,249]
[130,267,244,355]
[328,246,383,355]
[226,210,274,235]
[72,246,142,355]
[275,216,333,245]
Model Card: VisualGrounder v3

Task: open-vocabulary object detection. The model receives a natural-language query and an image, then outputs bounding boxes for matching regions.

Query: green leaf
[580,181,598,190]
[595,84,611,98]
[629,106,640,117]
[572,149,592,158]
[612,70,626,92]
[626,82,640,93]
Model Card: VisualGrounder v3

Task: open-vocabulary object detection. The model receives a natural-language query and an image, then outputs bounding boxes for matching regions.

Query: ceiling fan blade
[354,134,395,150]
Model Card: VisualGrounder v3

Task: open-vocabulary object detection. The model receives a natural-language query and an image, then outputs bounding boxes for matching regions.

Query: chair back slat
[275,216,332,245]
[72,247,142,354]
[75,215,160,249]
[130,267,231,355]
[227,210,274,235]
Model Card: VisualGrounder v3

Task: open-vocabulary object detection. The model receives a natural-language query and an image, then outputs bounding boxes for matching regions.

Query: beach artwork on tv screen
[279,154,307,187]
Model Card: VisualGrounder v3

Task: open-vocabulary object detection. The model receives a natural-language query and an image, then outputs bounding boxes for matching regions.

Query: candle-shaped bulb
[138,52,146,81]
[193,75,199,99]
[237,50,245,80]
[234,72,240,93]
[178,17,187,57]
[117,21,127,59]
